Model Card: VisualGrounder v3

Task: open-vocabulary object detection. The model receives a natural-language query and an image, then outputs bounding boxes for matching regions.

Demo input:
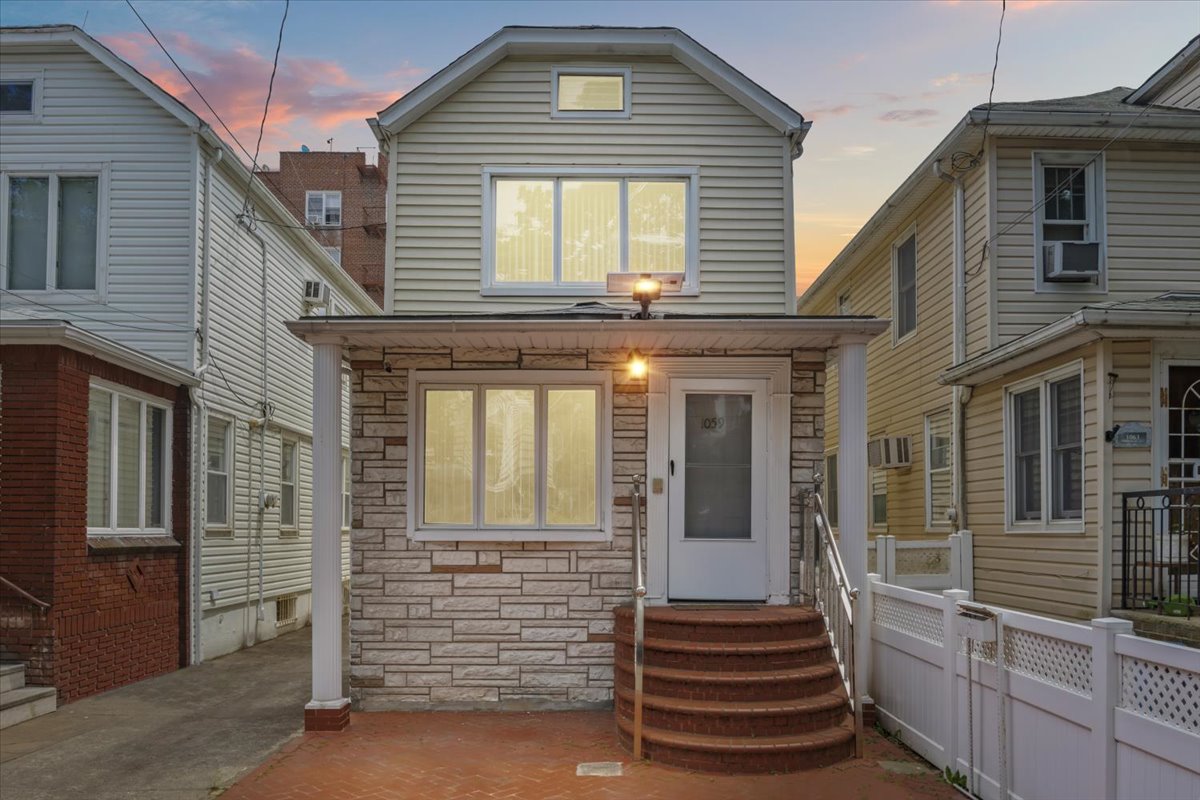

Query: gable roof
[373,26,809,141]
[1126,34,1200,106]
[0,24,378,313]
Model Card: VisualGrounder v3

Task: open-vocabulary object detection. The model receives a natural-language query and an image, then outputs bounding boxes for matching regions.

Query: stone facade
[348,346,825,710]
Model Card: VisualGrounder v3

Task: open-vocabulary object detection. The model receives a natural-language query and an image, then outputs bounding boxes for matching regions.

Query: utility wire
[241,0,290,218]
[950,0,1006,172]
[0,287,187,333]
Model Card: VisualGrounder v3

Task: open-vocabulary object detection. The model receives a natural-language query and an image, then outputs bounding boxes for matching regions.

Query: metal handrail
[0,576,50,610]
[809,475,863,759]
[630,474,648,760]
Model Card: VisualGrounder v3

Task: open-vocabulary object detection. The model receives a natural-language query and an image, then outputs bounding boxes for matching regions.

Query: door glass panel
[684,393,752,539]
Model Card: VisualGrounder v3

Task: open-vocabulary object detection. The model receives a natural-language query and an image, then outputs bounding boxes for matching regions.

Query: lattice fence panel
[874,593,943,644]
[895,547,951,576]
[1003,627,1092,696]
[1120,656,1200,734]
[961,639,997,664]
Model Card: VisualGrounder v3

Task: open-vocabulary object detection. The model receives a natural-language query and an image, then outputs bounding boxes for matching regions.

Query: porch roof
[286,305,889,352]
[939,293,1200,387]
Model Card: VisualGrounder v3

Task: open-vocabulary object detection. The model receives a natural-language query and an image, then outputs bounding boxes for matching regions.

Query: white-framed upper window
[411,370,611,541]
[891,227,917,343]
[207,416,233,530]
[870,468,888,530]
[837,292,852,315]
[925,410,952,529]
[1004,363,1084,532]
[482,166,698,295]
[322,245,341,264]
[305,190,341,227]
[0,72,41,119]
[2,171,104,294]
[1032,152,1106,292]
[551,66,631,119]
[824,451,838,530]
[342,452,351,531]
[280,439,298,532]
[87,382,171,535]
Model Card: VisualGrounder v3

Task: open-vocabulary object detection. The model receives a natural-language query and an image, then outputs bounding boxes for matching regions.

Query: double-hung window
[870,469,888,530]
[207,417,232,529]
[824,452,838,529]
[925,410,952,529]
[280,440,298,532]
[413,371,610,541]
[305,191,341,227]
[342,452,351,531]
[1032,152,1105,289]
[484,167,697,294]
[3,172,101,292]
[892,229,917,342]
[1006,365,1083,530]
[88,384,171,534]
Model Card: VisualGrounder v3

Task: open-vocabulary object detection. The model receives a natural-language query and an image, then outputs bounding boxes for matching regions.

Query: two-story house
[287,27,887,772]
[798,37,1200,635]
[0,25,376,721]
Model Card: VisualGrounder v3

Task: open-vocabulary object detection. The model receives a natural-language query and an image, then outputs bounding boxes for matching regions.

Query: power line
[950,0,1006,172]
[241,0,290,218]
[0,288,188,333]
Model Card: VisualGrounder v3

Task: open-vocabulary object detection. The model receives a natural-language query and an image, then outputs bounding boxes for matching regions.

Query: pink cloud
[878,108,940,124]
[807,103,859,119]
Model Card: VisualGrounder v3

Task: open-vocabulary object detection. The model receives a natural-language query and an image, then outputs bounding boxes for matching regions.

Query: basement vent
[276,594,298,627]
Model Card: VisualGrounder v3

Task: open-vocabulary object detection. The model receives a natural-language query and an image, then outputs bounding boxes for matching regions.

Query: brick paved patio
[222,711,958,800]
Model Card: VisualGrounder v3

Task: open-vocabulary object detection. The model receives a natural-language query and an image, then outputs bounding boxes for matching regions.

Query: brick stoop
[613,605,855,774]
[305,703,351,732]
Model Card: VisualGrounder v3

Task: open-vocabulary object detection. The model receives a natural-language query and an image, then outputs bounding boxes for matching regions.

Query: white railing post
[949,534,962,590]
[942,589,969,773]
[865,573,880,702]
[959,531,974,599]
[883,535,897,584]
[1090,617,1134,800]
[838,341,869,717]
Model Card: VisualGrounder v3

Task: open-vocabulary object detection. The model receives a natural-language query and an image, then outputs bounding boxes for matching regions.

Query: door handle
[670,459,675,476]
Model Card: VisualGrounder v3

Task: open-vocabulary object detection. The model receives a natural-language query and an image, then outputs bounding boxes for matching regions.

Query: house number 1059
[701,417,725,430]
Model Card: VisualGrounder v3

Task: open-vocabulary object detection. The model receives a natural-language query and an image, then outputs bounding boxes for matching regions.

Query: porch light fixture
[631,274,662,320]
[628,350,648,380]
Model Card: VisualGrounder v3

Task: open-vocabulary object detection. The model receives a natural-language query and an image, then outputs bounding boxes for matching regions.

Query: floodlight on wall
[631,274,662,320]
[628,350,648,381]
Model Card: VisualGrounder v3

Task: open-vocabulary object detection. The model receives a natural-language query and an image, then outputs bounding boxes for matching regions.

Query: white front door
[666,378,768,601]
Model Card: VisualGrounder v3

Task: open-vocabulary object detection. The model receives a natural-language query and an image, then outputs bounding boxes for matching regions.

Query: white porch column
[306,342,348,731]
[837,340,870,711]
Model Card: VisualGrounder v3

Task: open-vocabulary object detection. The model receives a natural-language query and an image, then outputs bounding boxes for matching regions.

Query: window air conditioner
[303,280,330,310]
[1043,242,1100,282]
[867,436,912,469]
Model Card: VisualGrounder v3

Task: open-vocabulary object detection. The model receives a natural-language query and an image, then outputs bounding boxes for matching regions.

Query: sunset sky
[2,0,1196,292]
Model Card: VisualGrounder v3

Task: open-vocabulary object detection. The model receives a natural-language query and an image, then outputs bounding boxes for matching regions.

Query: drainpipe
[934,159,968,531]
[188,143,223,664]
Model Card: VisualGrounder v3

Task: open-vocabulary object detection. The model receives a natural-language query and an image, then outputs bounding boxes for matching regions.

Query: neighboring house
[798,37,1200,629]
[0,25,376,716]
[260,149,388,308]
[286,27,885,773]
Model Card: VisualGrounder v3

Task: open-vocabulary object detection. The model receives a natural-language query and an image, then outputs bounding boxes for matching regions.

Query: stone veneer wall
[348,346,826,710]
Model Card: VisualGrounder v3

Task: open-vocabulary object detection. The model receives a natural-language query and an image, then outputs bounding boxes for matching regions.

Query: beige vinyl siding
[993,139,1200,344]
[0,44,196,368]
[390,56,789,313]
[1108,340,1154,609]
[1152,59,1200,110]
[965,344,1100,620]
[964,157,992,358]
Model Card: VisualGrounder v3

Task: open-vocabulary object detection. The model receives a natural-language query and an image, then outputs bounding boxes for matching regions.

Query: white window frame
[869,467,888,532]
[305,190,342,227]
[550,66,632,120]
[0,70,43,121]
[322,245,341,265]
[1031,151,1107,294]
[341,450,351,533]
[87,379,173,537]
[891,224,917,345]
[1002,361,1086,534]
[279,437,299,534]
[0,166,110,298]
[205,413,234,533]
[924,409,952,530]
[408,369,613,542]
[481,166,700,296]
[837,292,852,315]
[824,451,838,531]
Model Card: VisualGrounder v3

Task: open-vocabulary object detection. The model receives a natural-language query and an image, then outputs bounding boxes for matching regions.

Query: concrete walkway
[0,627,317,800]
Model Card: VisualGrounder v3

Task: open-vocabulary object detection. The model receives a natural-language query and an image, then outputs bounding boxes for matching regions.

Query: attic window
[552,67,631,119]
[0,73,41,119]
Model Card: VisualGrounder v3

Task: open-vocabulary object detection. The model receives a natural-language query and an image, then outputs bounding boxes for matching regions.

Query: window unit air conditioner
[1043,241,1100,282]
[868,436,912,469]
[303,280,330,311]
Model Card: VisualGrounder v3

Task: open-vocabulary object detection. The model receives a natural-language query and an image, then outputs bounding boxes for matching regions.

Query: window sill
[1005,521,1086,535]
[88,535,181,554]
[205,526,233,538]
[411,528,610,543]
[480,285,699,298]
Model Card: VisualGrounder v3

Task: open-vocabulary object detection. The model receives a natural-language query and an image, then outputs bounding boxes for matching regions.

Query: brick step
[615,633,832,671]
[0,685,56,730]
[615,685,849,737]
[0,663,25,694]
[615,713,856,774]
[614,604,825,643]
[614,660,842,701]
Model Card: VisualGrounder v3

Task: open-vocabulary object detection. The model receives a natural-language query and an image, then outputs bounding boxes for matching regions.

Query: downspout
[189,143,223,664]
[934,159,968,532]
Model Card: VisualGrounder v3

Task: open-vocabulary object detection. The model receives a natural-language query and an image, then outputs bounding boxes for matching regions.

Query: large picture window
[3,172,100,292]
[88,384,171,534]
[483,167,698,294]
[1005,365,1084,530]
[413,371,609,540]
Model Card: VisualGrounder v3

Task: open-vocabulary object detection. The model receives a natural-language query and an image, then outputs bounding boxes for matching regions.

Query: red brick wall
[260,151,387,308]
[0,345,191,702]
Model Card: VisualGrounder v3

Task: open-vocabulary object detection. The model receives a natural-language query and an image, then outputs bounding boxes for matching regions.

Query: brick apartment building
[260,151,387,308]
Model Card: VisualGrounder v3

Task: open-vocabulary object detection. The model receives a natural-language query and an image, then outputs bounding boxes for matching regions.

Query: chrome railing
[808,474,863,758]
[630,474,648,760]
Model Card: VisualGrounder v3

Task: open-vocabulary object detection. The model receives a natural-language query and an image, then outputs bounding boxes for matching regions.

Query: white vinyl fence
[867,579,1200,800]
[866,532,973,593]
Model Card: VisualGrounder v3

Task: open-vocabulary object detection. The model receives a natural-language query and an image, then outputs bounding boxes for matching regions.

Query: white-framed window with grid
[87,381,172,535]
[280,438,298,533]
[206,415,233,530]
[305,190,341,227]
[1,169,106,295]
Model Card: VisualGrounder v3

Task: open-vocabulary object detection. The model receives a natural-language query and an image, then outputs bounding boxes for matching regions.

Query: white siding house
[0,26,377,669]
